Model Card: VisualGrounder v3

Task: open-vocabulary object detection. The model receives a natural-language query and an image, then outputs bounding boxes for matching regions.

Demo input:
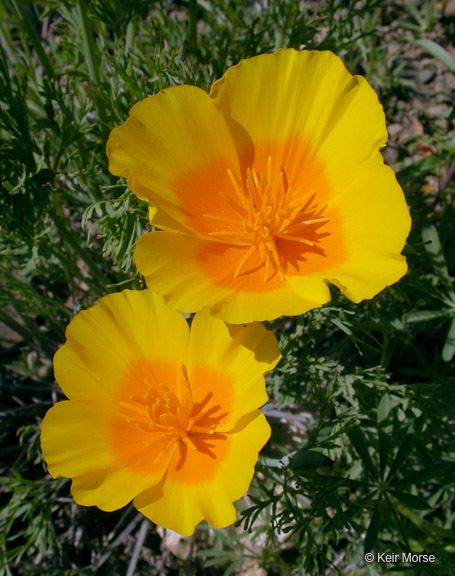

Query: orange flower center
[203,156,328,281]
[118,365,225,462]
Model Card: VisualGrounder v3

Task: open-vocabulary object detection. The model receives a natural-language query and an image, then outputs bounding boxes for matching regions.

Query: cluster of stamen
[204,156,327,281]
[119,366,221,461]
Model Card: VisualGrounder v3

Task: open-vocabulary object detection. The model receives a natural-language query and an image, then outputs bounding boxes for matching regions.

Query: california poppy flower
[40,290,279,536]
[107,49,411,323]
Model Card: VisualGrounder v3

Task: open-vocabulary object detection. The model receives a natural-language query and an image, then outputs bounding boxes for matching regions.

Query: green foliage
[1,0,454,574]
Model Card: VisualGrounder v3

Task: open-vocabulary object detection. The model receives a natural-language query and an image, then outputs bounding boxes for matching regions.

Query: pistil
[203,156,328,281]
[119,366,221,456]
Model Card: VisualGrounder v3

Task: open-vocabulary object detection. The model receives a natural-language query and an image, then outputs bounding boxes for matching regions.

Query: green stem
[0,2,16,62]
[385,493,411,552]
[188,0,198,56]
[0,307,54,356]
[10,0,54,78]
[49,197,111,291]
[75,0,108,126]
[76,0,101,86]
[125,20,135,54]
[0,308,32,343]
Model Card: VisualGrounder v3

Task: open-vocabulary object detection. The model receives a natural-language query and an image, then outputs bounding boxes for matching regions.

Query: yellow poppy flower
[107,49,411,323]
[40,290,279,536]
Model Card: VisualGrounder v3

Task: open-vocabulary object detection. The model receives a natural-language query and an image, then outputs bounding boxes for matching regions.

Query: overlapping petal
[41,290,278,535]
[187,308,281,430]
[322,164,410,301]
[108,49,410,323]
[41,400,172,511]
[134,411,270,536]
[53,289,189,402]
[107,85,241,234]
[134,228,333,323]
[209,49,387,188]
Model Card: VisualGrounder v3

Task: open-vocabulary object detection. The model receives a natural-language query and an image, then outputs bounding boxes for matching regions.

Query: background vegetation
[1,0,454,574]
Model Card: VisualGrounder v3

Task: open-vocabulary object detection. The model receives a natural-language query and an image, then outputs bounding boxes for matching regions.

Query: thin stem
[76,0,101,86]
[126,520,149,576]
[439,160,455,193]
[75,0,108,127]
[125,20,135,54]
[0,308,54,357]
[0,2,17,62]
[385,493,411,552]
[188,0,198,56]
[49,196,111,291]
[10,0,54,78]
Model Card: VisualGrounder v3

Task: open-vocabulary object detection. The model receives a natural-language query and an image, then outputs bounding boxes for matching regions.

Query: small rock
[443,0,455,17]
[160,529,192,561]
[387,123,402,138]
[410,116,424,136]
[243,565,267,576]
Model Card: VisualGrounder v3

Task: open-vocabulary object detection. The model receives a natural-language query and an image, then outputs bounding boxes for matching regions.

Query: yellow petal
[41,400,171,511]
[133,411,270,536]
[321,164,411,301]
[134,231,230,313]
[107,85,241,233]
[54,290,189,401]
[134,230,332,322]
[120,50,410,322]
[187,309,280,431]
[210,49,386,183]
